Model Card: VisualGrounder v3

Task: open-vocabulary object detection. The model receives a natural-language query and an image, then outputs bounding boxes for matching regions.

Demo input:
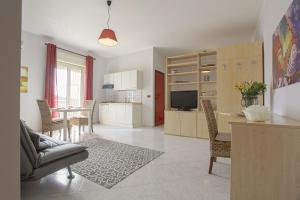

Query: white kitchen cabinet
[121,71,129,90]
[103,74,114,84]
[121,70,142,90]
[113,72,122,90]
[104,70,142,91]
[99,103,110,124]
[99,103,142,127]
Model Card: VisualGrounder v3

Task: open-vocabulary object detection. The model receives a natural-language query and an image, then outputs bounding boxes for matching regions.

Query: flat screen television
[171,90,198,111]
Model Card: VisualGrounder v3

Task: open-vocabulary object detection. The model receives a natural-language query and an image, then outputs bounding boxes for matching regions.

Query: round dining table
[52,107,92,141]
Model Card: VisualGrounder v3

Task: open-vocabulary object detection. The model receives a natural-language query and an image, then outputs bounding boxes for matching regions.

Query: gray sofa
[20,120,88,181]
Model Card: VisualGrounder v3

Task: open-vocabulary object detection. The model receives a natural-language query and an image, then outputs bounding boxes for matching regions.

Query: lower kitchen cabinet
[99,103,142,128]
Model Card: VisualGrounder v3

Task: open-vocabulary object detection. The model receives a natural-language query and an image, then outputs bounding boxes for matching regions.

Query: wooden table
[229,114,300,200]
[52,107,92,141]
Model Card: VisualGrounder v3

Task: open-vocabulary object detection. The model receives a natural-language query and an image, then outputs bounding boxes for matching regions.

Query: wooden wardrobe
[217,42,264,133]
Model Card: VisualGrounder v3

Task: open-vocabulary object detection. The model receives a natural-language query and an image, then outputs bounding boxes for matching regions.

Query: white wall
[21,32,47,130]
[107,48,155,126]
[257,0,300,121]
[153,47,166,73]
[21,31,107,131]
[93,54,107,123]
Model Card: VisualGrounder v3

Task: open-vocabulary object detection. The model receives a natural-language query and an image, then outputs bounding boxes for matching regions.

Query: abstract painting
[20,66,28,93]
[273,0,300,89]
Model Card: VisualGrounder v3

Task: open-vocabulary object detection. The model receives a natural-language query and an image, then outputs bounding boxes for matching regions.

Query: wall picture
[273,0,300,89]
[20,66,28,93]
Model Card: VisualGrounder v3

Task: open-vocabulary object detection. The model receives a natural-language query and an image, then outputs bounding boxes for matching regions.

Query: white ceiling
[22,0,263,57]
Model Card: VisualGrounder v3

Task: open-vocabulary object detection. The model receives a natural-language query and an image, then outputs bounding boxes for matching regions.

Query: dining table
[52,107,92,141]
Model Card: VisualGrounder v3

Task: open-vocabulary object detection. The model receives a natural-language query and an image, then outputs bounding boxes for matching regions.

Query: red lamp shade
[98,29,118,47]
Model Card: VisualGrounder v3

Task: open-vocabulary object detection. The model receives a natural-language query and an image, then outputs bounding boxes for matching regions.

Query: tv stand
[177,108,192,111]
[164,110,210,138]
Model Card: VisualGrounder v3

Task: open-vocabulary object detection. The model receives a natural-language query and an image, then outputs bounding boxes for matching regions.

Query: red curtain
[44,43,59,118]
[84,56,93,100]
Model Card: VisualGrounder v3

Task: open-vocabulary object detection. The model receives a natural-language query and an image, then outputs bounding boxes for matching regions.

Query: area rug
[72,138,164,189]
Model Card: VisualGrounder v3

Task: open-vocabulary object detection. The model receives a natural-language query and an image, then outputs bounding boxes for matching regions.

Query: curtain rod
[44,43,96,60]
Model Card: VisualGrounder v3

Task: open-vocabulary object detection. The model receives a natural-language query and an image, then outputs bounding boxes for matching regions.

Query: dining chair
[70,100,96,134]
[36,100,72,137]
[201,99,231,174]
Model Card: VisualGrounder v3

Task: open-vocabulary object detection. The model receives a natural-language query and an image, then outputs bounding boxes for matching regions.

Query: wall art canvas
[20,66,28,93]
[273,0,300,89]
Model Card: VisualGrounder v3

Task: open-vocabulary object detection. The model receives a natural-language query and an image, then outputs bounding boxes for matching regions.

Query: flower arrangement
[235,81,266,96]
[235,81,267,107]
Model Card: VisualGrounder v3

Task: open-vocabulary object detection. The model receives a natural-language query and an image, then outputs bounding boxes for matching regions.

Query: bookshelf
[164,50,217,139]
[165,51,217,112]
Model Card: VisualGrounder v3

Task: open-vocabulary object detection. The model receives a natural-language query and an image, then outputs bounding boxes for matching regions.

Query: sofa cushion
[21,143,34,180]
[20,120,40,168]
[39,143,87,166]
[22,121,41,150]
[37,134,66,152]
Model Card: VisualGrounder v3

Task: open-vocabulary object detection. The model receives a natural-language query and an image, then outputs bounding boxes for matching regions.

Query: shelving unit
[200,81,216,84]
[165,50,217,140]
[164,42,263,140]
[200,95,217,98]
[167,61,198,68]
[167,82,199,86]
[165,51,217,112]
[167,71,198,76]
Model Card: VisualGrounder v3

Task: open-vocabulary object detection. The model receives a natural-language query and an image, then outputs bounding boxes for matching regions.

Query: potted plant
[235,81,267,107]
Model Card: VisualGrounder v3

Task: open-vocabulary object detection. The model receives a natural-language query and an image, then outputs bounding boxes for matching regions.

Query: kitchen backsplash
[104,90,142,103]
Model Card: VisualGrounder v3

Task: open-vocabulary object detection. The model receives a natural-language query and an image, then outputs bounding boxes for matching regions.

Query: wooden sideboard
[229,114,300,200]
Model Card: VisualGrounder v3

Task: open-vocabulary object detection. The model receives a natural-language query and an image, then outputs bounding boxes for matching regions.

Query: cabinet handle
[236,62,242,70]
[222,64,227,70]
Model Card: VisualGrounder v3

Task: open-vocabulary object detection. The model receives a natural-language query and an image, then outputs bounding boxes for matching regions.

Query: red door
[155,70,165,126]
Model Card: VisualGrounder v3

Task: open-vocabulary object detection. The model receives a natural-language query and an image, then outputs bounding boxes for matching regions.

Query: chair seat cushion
[70,116,88,125]
[72,115,88,119]
[51,118,72,128]
[215,132,231,142]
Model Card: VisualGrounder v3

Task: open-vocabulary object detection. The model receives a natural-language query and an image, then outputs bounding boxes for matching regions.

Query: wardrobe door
[217,60,234,113]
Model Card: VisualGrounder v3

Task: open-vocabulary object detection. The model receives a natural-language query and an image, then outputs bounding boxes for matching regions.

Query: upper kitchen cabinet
[104,73,114,84]
[121,70,142,90]
[104,70,142,91]
[113,72,123,90]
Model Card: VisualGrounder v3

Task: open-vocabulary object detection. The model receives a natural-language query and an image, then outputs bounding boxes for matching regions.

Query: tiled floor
[22,125,230,200]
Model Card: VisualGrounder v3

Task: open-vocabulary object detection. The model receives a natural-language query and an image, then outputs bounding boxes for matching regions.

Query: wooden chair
[201,100,231,174]
[36,100,72,137]
[70,100,96,134]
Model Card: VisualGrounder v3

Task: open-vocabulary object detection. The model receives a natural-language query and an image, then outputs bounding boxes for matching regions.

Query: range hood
[102,84,114,89]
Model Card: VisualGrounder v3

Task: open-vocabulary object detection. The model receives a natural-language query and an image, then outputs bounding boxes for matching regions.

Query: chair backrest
[37,100,52,126]
[82,99,96,117]
[201,100,218,141]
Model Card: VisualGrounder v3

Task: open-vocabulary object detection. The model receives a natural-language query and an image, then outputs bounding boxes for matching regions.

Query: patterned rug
[72,138,164,189]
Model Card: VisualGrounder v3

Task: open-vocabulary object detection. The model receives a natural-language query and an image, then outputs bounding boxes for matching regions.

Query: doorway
[155,70,165,126]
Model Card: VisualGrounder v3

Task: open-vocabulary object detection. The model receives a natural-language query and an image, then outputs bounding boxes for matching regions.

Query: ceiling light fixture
[98,0,118,47]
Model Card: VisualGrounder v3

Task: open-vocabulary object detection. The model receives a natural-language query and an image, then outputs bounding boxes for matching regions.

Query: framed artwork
[20,66,28,93]
[273,0,300,89]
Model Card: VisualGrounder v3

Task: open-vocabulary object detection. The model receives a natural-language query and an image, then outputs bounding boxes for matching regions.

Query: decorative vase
[241,95,258,108]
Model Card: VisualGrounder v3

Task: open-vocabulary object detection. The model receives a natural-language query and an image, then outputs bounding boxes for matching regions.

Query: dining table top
[52,107,92,112]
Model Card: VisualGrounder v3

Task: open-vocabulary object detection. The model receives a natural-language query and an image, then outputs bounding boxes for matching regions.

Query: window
[57,63,84,108]
[56,49,85,108]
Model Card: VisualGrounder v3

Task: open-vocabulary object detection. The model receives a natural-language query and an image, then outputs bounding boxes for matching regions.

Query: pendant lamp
[98,0,118,47]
